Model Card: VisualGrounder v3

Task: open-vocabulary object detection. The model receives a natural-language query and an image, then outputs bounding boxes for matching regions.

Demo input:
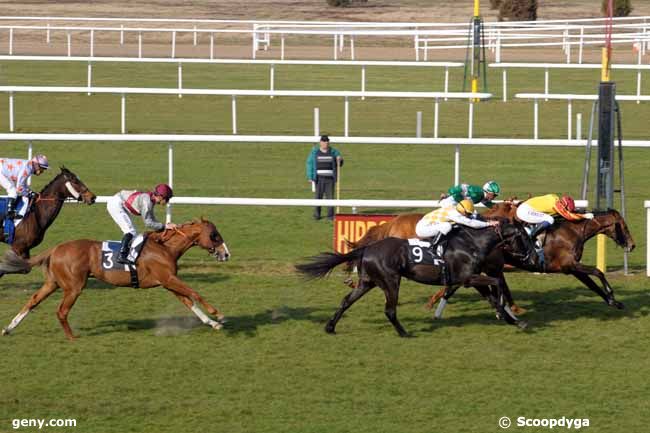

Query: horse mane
[38,167,69,194]
[148,218,210,243]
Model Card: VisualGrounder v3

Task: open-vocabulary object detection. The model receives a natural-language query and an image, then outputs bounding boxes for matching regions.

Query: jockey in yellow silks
[516,194,594,238]
[415,199,499,244]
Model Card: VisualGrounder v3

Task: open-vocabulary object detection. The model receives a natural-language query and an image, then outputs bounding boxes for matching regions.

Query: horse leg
[379,276,409,337]
[425,287,446,310]
[463,275,524,327]
[171,292,223,330]
[56,289,84,341]
[325,279,376,334]
[163,275,224,320]
[2,279,59,336]
[571,264,624,309]
[491,272,526,315]
[433,286,458,319]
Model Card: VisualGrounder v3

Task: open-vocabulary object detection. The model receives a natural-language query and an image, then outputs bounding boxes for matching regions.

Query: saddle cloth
[407,238,444,266]
[100,234,146,271]
[0,196,29,244]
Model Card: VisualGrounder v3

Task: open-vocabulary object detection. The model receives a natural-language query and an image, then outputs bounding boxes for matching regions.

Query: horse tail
[296,247,367,280]
[0,248,53,275]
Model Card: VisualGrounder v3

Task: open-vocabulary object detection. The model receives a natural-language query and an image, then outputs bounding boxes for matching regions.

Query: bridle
[35,173,90,203]
[495,224,534,263]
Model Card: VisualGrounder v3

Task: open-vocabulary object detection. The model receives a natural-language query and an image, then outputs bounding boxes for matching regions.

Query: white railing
[2,15,650,61]
[514,92,650,140]
[0,85,490,139]
[492,62,650,102]
[0,55,462,95]
[2,133,650,200]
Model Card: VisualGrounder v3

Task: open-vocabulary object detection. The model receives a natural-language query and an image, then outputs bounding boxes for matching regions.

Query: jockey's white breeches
[516,203,555,225]
[415,219,453,239]
[107,194,137,235]
[0,173,17,198]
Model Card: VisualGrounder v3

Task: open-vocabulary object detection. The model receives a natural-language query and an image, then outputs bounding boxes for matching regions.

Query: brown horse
[0,218,230,340]
[2,167,96,263]
[346,202,636,314]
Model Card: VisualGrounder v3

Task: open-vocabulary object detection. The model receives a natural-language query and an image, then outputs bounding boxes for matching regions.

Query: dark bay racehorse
[0,219,230,340]
[347,203,635,313]
[296,221,537,336]
[2,167,96,264]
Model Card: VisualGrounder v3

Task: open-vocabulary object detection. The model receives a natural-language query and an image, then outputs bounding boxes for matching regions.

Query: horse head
[177,218,230,262]
[593,209,635,253]
[497,220,539,269]
[40,167,96,204]
[484,201,518,222]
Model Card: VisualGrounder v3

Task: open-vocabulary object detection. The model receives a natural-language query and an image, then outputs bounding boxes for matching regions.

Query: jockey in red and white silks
[106,184,176,264]
[0,155,49,218]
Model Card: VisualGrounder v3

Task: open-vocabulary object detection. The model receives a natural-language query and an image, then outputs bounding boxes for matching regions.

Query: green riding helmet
[482,181,500,196]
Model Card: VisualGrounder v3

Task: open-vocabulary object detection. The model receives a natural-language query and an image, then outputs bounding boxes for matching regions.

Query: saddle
[0,197,29,244]
[100,235,146,287]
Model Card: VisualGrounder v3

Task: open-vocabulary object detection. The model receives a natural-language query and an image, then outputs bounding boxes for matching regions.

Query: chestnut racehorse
[0,218,230,340]
[2,167,96,264]
[346,202,635,315]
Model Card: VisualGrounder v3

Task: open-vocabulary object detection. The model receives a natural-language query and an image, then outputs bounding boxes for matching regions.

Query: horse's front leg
[571,263,624,309]
[171,292,223,330]
[464,275,525,328]
[163,275,225,323]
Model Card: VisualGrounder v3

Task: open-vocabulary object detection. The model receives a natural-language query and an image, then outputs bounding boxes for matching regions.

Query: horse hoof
[216,315,227,324]
[211,322,223,330]
[1,328,9,336]
[517,321,529,330]
[324,323,336,334]
[613,301,625,310]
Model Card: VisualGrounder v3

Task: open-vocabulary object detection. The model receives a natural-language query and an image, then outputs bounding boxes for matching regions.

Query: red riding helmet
[153,183,173,200]
[558,195,576,212]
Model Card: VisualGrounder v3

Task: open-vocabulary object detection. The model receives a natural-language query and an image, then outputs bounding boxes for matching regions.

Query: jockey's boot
[5,197,17,220]
[117,233,134,264]
[528,221,551,239]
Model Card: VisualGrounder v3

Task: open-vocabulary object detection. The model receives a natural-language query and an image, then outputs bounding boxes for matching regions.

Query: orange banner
[333,214,396,254]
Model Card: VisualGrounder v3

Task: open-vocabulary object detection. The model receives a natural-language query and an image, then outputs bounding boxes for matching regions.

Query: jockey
[516,194,594,238]
[107,184,177,264]
[415,199,499,245]
[0,154,49,219]
[439,180,500,210]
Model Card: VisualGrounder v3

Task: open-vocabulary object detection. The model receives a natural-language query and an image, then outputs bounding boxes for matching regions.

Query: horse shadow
[86,305,332,337]
[396,285,650,334]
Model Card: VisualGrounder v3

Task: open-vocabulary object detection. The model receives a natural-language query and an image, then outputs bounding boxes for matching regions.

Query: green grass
[0,61,648,433]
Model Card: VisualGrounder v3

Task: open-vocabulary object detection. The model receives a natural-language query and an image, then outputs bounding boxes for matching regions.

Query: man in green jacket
[306,135,343,220]
[439,181,500,210]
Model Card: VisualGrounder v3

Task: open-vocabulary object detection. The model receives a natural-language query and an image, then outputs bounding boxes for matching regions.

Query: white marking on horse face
[65,181,81,199]
[220,243,231,261]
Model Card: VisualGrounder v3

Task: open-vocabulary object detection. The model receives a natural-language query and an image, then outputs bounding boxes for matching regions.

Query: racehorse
[346,202,635,314]
[479,202,635,309]
[1,166,96,264]
[0,218,230,340]
[296,221,538,336]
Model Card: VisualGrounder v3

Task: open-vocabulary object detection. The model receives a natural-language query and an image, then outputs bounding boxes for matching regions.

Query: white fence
[514,92,650,141]
[0,85,490,141]
[2,15,650,61]
[0,55,463,97]
[491,62,650,102]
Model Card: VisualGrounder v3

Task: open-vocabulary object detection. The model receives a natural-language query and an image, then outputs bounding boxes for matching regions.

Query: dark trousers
[314,176,335,219]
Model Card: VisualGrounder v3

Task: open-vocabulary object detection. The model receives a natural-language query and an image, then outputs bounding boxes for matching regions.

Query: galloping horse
[296,221,537,336]
[0,218,230,340]
[2,166,96,263]
[346,202,635,313]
